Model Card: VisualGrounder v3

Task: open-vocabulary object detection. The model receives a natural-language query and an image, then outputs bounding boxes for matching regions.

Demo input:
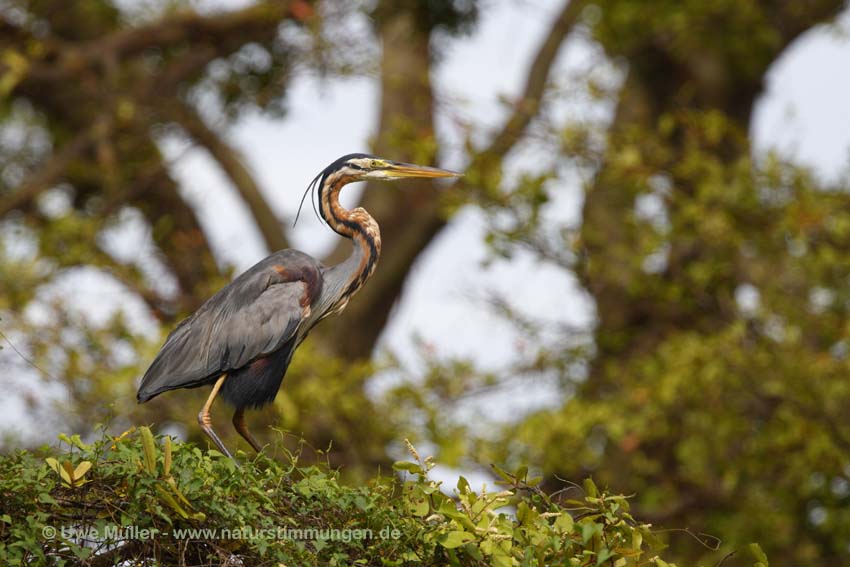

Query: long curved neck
[319,173,382,299]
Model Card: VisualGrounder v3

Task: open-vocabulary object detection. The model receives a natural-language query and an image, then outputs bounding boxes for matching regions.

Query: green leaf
[491,548,513,567]
[61,461,75,485]
[73,461,91,480]
[632,530,643,551]
[163,436,172,477]
[69,435,91,451]
[37,492,57,505]
[438,530,475,549]
[167,478,193,509]
[0,50,29,96]
[464,541,483,560]
[393,461,423,474]
[749,543,768,566]
[140,426,157,475]
[581,521,602,544]
[490,463,514,484]
[45,457,61,475]
[554,512,574,534]
[596,548,615,565]
[155,485,189,519]
[526,475,543,487]
[410,494,430,517]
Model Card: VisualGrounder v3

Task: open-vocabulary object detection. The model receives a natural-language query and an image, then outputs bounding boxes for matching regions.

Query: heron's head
[333,153,462,182]
[295,153,462,226]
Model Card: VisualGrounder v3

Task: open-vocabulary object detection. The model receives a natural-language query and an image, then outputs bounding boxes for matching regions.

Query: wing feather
[137,251,321,402]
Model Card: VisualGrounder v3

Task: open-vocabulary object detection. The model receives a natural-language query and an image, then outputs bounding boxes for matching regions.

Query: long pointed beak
[383,162,463,179]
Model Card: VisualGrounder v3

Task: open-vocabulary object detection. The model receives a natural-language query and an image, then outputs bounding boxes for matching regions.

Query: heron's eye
[370,160,380,168]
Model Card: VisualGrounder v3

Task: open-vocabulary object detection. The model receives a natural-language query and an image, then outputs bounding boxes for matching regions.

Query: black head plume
[293,153,376,228]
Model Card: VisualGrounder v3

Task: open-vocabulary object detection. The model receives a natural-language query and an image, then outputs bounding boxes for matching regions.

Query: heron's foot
[196,373,240,466]
[232,408,263,453]
[198,409,238,465]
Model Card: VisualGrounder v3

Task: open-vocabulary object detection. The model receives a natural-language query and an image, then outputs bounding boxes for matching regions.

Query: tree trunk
[318,7,443,360]
[578,0,845,394]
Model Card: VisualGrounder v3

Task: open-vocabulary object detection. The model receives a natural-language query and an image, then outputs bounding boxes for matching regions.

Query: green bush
[0,428,764,566]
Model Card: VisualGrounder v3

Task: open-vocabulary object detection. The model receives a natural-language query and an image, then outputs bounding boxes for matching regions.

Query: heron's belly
[220,342,295,409]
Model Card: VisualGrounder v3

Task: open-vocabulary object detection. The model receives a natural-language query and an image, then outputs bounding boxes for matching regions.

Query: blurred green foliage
[2,0,849,566]
[0,428,699,566]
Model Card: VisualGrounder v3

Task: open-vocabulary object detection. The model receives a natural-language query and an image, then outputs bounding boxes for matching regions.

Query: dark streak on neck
[319,172,381,301]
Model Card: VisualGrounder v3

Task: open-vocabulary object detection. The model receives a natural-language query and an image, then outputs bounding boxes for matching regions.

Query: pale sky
[1,1,849,443]
[169,1,850,394]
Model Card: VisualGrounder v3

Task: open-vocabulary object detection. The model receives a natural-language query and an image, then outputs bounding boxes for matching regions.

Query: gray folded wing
[137,256,318,402]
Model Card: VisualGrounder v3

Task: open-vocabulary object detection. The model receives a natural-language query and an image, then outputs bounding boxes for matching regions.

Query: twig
[461,0,587,175]
[0,328,60,381]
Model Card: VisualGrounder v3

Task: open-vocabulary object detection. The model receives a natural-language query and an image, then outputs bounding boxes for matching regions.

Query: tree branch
[24,1,312,83]
[0,119,109,217]
[6,10,278,315]
[576,0,846,380]
[318,1,583,360]
[170,103,289,252]
[473,0,586,164]
[101,261,174,322]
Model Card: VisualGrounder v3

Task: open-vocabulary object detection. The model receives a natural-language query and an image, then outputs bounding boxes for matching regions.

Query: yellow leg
[197,374,235,461]
[232,407,263,453]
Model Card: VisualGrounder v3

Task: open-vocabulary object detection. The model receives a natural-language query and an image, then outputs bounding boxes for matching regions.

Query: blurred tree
[4,0,850,564]
[563,3,850,564]
[0,1,311,317]
[0,0,319,451]
[0,0,569,471]
[390,1,850,566]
